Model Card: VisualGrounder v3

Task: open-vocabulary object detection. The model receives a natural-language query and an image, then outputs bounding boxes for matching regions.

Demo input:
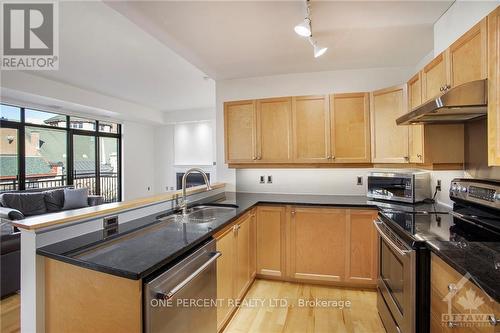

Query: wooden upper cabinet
[449,17,487,88]
[292,95,331,163]
[422,52,450,102]
[290,207,346,282]
[224,100,256,163]
[408,72,423,110]
[489,6,500,166]
[256,206,285,278]
[330,93,371,163]
[345,210,378,286]
[370,85,409,163]
[255,97,292,163]
[407,73,425,163]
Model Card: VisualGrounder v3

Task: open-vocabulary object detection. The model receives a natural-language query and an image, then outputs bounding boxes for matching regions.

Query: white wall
[434,1,498,56]
[154,124,176,192]
[236,169,464,207]
[215,66,416,191]
[121,121,157,200]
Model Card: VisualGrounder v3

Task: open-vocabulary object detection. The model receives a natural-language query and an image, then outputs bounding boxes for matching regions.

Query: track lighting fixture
[294,0,327,58]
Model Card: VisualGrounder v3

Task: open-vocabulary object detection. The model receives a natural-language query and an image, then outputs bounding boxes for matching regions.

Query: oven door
[367,176,414,203]
[373,218,416,333]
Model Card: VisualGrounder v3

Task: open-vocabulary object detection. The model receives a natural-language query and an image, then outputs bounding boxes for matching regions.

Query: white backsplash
[236,168,465,207]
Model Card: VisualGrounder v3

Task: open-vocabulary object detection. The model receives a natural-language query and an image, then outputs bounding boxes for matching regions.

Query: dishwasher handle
[156,251,222,300]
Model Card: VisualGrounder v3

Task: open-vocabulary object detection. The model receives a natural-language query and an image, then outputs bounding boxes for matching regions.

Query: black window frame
[0,103,122,202]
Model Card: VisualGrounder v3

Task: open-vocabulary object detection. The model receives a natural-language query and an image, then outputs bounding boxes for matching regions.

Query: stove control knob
[460,186,468,193]
[495,193,500,201]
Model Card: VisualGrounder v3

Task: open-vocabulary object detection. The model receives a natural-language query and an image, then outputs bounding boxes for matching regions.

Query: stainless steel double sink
[158,205,238,224]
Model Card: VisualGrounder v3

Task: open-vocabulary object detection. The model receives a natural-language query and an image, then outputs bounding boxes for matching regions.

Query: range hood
[396,79,488,125]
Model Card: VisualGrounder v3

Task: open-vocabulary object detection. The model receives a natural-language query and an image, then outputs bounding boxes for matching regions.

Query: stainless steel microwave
[367,171,431,203]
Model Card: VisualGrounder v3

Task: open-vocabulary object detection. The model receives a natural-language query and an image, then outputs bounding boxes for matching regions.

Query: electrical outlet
[357,176,363,185]
[267,175,273,184]
[259,176,265,184]
[436,180,442,191]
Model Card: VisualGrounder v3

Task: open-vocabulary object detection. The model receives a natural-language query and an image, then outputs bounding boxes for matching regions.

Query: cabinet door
[449,17,487,88]
[489,6,500,166]
[216,228,235,330]
[422,52,449,102]
[330,93,371,163]
[370,85,409,163]
[430,253,498,333]
[292,95,331,163]
[249,210,256,279]
[407,73,425,163]
[256,206,285,278]
[290,207,346,282]
[235,214,251,300]
[345,210,378,286]
[224,100,256,163]
[256,97,292,162]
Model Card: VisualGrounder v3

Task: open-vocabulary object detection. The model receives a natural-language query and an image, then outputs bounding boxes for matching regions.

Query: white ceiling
[109,1,454,80]
[31,1,215,112]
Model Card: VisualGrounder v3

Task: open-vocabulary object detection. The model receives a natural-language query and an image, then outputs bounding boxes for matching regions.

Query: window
[70,116,96,131]
[0,127,19,191]
[25,109,66,128]
[25,127,67,189]
[0,104,121,202]
[0,104,21,122]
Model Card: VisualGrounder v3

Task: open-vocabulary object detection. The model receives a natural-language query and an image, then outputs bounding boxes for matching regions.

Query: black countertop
[39,191,397,279]
[427,240,500,302]
[38,191,500,303]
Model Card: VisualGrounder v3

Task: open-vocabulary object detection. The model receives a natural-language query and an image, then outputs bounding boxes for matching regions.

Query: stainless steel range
[374,178,500,333]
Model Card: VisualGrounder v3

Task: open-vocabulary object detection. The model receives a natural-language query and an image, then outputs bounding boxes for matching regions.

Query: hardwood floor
[224,279,386,333]
[1,293,20,333]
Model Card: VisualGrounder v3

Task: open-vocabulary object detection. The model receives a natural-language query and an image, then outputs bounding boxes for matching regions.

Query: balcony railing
[0,173,119,203]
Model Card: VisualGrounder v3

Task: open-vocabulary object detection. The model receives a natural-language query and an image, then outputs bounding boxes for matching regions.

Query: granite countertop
[38,191,391,279]
[427,240,500,302]
[44,191,500,299]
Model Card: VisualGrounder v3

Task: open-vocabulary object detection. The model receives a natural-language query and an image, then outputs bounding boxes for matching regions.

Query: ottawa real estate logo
[1,1,59,70]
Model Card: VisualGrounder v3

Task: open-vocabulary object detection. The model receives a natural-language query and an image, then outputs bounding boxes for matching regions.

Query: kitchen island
[19,190,500,332]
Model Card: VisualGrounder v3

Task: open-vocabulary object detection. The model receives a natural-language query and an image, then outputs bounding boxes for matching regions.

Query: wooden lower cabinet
[256,205,286,278]
[44,258,142,333]
[430,253,499,333]
[216,225,236,330]
[290,207,347,282]
[216,210,256,331]
[345,209,379,286]
[288,206,378,287]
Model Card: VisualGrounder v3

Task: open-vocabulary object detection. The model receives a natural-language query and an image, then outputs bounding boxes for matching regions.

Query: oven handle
[373,219,411,257]
[156,251,222,300]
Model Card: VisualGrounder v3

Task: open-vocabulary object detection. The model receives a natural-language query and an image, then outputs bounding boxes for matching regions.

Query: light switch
[267,175,273,184]
[259,176,265,184]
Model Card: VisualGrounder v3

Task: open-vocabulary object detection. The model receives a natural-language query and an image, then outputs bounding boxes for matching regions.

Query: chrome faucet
[180,168,211,215]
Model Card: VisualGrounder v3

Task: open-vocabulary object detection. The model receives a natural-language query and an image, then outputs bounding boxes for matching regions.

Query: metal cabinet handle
[373,220,411,257]
[488,315,498,326]
[252,156,257,160]
[327,155,331,159]
[440,86,444,92]
[291,210,296,215]
[448,284,458,293]
[156,251,221,300]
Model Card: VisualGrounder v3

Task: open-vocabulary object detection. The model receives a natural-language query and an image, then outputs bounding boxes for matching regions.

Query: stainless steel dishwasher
[144,239,221,333]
